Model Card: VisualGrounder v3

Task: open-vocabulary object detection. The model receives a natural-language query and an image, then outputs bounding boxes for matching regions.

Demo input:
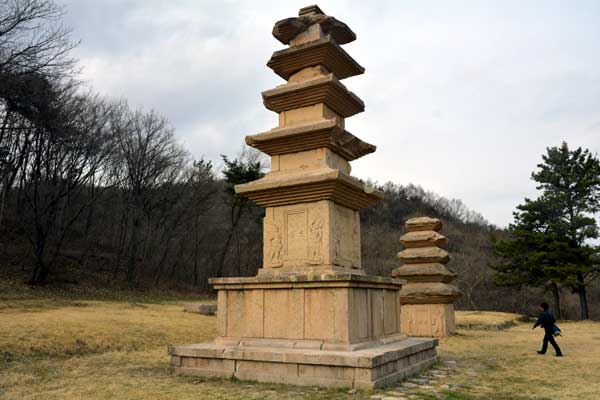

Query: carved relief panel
[333,204,360,269]
[285,209,309,260]
[308,211,325,265]
[262,201,363,271]
[263,201,329,270]
[264,208,283,268]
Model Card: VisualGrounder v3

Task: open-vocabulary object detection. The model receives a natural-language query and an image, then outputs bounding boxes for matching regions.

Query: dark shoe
[556,353,563,357]
[537,351,545,355]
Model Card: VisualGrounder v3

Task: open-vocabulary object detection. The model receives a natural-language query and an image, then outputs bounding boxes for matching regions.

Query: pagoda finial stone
[272,5,356,45]
[299,5,325,16]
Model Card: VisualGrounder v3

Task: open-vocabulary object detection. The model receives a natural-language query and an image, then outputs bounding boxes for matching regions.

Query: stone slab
[267,35,364,80]
[397,247,450,264]
[210,273,405,288]
[400,282,461,304]
[399,231,448,249]
[391,263,456,283]
[211,277,406,350]
[245,119,374,161]
[262,74,364,118]
[235,166,383,210]
[169,337,438,388]
[405,217,442,232]
[183,303,217,315]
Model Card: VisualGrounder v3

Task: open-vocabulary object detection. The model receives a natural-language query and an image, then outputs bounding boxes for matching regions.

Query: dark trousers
[540,331,562,355]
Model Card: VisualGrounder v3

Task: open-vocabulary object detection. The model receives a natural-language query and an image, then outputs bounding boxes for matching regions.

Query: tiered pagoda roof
[235,5,382,209]
[392,217,461,304]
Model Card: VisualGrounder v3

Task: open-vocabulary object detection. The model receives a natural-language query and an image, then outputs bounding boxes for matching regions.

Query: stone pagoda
[169,5,438,388]
[392,217,461,337]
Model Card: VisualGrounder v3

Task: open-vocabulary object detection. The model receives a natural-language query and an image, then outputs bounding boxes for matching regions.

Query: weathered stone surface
[256,200,363,273]
[400,303,456,338]
[397,247,450,265]
[226,289,264,338]
[279,102,345,128]
[183,303,217,315]
[394,216,460,338]
[405,217,442,232]
[399,231,448,249]
[264,289,304,339]
[246,120,375,161]
[289,65,331,84]
[268,36,364,80]
[391,263,456,283]
[211,273,404,288]
[235,167,383,211]
[170,337,438,388]
[209,277,407,350]
[262,74,364,118]
[217,290,227,336]
[400,283,461,303]
[272,6,356,46]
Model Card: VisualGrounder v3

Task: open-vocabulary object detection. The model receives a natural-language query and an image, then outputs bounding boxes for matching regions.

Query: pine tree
[214,155,263,278]
[492,142,600,319]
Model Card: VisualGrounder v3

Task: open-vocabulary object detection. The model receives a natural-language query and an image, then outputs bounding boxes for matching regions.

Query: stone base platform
[169,337,438,388]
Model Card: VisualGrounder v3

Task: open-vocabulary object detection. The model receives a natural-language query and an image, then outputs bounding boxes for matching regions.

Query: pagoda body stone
[392,217,461,338]
[169,5,438,388]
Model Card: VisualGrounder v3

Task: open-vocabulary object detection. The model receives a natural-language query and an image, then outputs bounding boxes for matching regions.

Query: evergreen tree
[214,154,263,278]
[492,142,600,319]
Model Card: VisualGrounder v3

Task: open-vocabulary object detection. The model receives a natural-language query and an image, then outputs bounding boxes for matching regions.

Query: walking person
[533,302,563,357]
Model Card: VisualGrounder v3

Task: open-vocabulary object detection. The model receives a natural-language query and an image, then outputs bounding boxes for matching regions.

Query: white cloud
[61,0,600,227]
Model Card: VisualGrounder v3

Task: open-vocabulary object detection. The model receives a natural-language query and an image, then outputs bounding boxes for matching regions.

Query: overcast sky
[60,0,600,227]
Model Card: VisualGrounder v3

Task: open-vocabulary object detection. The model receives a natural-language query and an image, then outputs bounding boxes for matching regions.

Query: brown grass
[438,319,600,400]
[0,297,355,400]
[1,295,598,400]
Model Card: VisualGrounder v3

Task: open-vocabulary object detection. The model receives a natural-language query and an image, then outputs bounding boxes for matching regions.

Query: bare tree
[188,159,215,287]
[17,80,116,284]
[112,103,188,287]
[0,0,76,78]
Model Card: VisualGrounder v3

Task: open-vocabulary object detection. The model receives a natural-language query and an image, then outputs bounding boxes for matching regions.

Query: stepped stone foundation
[169,5,438,388]
[392,217,461,338]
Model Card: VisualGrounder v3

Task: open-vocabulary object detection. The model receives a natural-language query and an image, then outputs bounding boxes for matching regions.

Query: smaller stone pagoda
[392,217,461,337]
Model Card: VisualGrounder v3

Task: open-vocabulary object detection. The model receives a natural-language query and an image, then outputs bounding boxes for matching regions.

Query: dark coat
[533,310,556,334]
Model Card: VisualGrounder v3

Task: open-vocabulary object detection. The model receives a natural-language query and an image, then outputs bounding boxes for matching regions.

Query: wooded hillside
[1,0,598,320]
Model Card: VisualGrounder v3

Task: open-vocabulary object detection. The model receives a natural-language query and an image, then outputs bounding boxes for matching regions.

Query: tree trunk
[153,234,174,287]
[0,182,6,231]
[576,272,589,320]
[215,205,242,278]
[112,204,129,281]
[215,230,234,278]
[29,255,49,285]
[551,283,562,320]
[127,209,141,287]
[193,218,200,287]
[80,179,97,272]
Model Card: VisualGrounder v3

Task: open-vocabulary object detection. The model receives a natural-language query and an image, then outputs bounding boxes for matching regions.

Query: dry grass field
[1,292,599,400]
